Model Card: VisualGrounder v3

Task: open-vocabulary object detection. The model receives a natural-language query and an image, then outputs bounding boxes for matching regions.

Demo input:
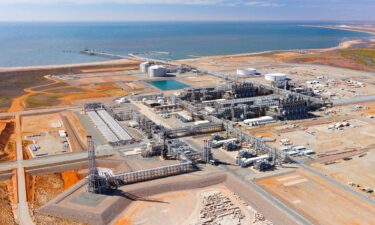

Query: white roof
[238,68,256,71]
[177,111,192,119]
[266,73,286,77]
[128,121,139,127]
[149,65,166,69]
[244,116,274,123]
[97,109,133,142]
[87,111,119,143]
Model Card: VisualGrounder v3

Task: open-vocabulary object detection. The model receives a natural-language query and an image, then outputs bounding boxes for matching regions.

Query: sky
[0,0,374,22]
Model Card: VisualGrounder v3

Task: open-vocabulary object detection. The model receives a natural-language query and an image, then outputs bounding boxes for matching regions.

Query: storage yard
[311,149,375,197]
[22,113,77,158]
[116,187,272,225]
[265,117,375,155]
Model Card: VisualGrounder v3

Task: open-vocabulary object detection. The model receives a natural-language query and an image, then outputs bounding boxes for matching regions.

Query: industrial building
[131,92,164,101]
[177,81,313,121]
[277,94,309,120]
[87,110,119,144]
[244,116,274,127]
[175,111,193,122]
[179,83,272,103]
[96,109,132,141]
[237,68,257,76]
[85,103,133,145]
[265,73,287,82]
[148,65,167,77]
[140,61,154,73]
[212,95,279,109]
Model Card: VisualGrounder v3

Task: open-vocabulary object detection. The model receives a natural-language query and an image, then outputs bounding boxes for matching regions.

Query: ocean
[0,22,372,67]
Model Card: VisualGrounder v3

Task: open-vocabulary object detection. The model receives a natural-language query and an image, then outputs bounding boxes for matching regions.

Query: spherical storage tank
[237,68,257,76]
[148,65,166,77]
[265,73,287,82]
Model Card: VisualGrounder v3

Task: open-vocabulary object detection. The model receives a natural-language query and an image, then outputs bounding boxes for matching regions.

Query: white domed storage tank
[265,73,287,82]
[140,62,152,73]
[237,68,257,76]
[148,65,166,77]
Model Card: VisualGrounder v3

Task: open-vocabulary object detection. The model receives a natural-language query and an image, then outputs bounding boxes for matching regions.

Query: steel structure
[225,121,287,163]
[164,122,224,138]
[205,70,328,108]
[213,95,279,109]
[178,97,287,163]
[84,102,105,112]
[202,140,212,163]
[114,161,194,185]
[87,136,106,194]
[278,94,309,120]
[164,139,203,162]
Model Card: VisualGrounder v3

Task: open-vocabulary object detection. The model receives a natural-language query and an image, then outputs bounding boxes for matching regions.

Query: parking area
[22,113,72,158]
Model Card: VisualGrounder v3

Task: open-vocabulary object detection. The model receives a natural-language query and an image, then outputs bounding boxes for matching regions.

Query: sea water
[0,22,371,67]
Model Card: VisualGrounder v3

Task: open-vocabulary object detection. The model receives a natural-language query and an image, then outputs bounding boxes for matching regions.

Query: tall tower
[203,140,212,163]
[87,136,103,194]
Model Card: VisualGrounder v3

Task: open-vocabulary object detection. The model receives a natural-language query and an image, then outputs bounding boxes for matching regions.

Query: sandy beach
[305,24,375,36]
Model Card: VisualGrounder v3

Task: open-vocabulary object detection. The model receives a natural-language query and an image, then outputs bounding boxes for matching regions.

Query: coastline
[178,38,368,62]
[303,24,375,36]
[0,58,137,72]
[0,25,373,72]
[182,25,375,61]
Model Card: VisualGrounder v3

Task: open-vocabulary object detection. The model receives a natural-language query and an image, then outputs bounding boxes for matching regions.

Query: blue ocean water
[0,22,372,67]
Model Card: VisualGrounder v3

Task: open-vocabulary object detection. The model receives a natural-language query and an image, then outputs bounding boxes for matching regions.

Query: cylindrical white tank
[148,65,166,77]
[140,62,152,73]
[147,142,154,151]
[265,73,287,81]
[237,68,257,76]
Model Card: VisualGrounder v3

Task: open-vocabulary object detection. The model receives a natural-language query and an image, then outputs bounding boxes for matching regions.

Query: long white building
[87,111,119,143]
[96,109,133,142]
[87,109,133,144]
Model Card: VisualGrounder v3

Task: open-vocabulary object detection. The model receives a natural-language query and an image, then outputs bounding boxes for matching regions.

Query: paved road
[0,105,78,118]
[15,115,35,225]
[221,164,311,225]
[0,151,112,174]
[333,95,375,106]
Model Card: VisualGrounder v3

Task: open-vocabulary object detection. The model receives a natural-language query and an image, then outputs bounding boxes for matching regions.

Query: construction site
[0,48,374,225]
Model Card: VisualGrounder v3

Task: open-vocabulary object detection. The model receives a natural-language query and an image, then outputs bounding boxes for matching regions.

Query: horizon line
[0,20,374,23]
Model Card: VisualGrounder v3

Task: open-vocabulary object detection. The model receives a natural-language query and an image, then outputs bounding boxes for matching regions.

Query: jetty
[80,48,170,64]
[80,48,132,60]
